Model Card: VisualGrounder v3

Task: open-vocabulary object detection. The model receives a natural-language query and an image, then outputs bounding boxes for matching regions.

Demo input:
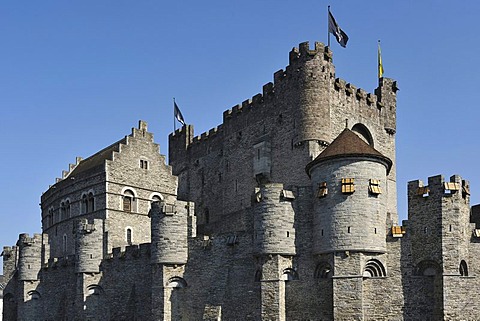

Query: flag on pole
[378,41,384,78]
[328,9,349,48]
[174,101,185,125]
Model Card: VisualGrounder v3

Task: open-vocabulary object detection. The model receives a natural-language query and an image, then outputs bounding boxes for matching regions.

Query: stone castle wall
[2,41,480,321]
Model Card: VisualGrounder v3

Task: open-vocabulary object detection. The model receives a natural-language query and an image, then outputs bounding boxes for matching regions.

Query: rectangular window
[341,178,355,193]
[369,179,382,195]
[140,159,148,169]
[317,182,328,198]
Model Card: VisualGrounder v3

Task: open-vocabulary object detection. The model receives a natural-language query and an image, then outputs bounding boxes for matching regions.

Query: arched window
[150,194,163,211]
[82,194,88,214]
[60,201,66,220]
[459,260,468,276]
[167,276,187,288]
[352,123,374,147]
[126,228,132,245]
[415,260,439,276]
[27,290,41,300]
[315,262,333,279]
[87,192,95,213]
[123,190,135,213]
[281,268,299,281]
[363,259,386,278]
[65,200,71,218]
[87,285,103,296]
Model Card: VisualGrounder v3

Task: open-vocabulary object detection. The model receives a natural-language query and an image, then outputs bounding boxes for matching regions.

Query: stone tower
[307,128,392,320]
[253,183,296,321]
[150,200,192,321]
[404,175,473,320]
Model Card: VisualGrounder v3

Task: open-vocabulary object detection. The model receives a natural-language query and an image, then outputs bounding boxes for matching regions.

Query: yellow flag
[378,41,384,79]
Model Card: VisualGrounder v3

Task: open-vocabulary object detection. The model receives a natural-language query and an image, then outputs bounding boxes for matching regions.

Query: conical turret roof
[305,128,392,175]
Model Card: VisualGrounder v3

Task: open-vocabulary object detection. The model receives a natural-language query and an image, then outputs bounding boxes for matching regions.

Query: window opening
[341,178,355,193]
[126,228,132,245]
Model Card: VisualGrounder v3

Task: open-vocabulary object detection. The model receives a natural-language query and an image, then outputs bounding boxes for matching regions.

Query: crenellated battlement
[107,243,151,261]
[288,41,332,65]
[191,125,224,145]
[18,233,43,246]
[45,255,76,269]
[407,174,469,201]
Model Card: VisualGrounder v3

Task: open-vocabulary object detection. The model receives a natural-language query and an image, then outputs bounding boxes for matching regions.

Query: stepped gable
[68,137,127,177]
[305,128,392,175]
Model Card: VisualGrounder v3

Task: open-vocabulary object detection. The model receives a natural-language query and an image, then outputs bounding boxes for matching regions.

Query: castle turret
[404,174,472,320]
[1,246,18,281]
[307,128,392,255]
[75,219,103,274]
[253,183,296,256]
[150,201,189,265]
[289,42,334,146]
[17,234,44,281]
[150,200,191,321]
[253,183,296,321]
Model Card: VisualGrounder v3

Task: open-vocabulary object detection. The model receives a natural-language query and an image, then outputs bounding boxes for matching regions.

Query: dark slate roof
[68,137,127,177]
[305,128,392,175]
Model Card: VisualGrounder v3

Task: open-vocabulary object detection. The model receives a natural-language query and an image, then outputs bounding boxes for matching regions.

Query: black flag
[174,101,185,125]
[328,10,349,48]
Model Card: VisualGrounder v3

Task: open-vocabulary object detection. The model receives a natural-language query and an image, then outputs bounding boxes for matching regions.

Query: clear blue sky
[1,1,479,270]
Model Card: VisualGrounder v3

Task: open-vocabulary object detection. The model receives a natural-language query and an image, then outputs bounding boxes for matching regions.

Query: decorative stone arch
[149,193,164,210]
[281,267,299,281]
[86,284,104,296]
[27,290,41,301]
[363,259,386,278]
[314,262,333,279]
[121,187,138,213]
[415,260,440,276]
[167,276,187,288]
[459,260,468,276]
[351,123,374,147]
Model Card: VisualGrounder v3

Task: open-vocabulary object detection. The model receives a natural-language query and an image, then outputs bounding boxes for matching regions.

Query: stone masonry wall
[169,41,398,228]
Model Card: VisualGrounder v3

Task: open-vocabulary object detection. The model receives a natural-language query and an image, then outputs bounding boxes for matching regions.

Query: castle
[2,41,480,321]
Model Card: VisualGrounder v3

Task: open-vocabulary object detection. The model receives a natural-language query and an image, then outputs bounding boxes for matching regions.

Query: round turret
[150,201,188,264]
[306,129,392,254]
[253,183,296,256]
[17,234,43,281]
[75,219,103,273]
[290,42,334,146]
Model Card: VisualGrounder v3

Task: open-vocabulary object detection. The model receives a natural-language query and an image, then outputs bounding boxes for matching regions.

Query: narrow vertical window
[60,202,66,220]
[126,228,132,245]
[82,194,88,214]
[87,193,95,213]
[65,200,71,218]
[63,234,67,254]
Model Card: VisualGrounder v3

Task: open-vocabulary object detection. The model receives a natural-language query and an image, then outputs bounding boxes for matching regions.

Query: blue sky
[1,1,479,270]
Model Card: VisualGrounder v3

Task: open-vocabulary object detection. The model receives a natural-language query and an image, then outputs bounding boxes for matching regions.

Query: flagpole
[327,6,331,48]
[173,97,176,132]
